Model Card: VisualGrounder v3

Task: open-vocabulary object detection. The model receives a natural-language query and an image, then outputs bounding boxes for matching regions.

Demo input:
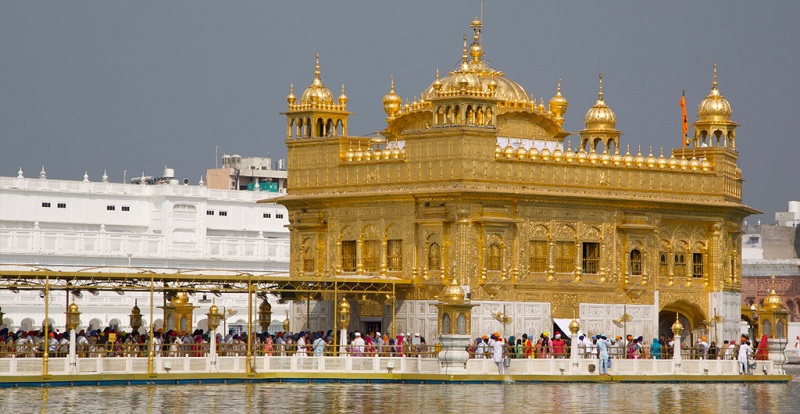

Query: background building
[206,154,287,192]
[742,201,800,344]
[0,166,290,334]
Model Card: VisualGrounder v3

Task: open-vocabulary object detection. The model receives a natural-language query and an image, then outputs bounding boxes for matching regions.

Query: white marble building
[0,167,290,334]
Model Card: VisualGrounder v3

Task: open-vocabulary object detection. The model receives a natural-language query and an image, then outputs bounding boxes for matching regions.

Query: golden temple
[271,17,757,346]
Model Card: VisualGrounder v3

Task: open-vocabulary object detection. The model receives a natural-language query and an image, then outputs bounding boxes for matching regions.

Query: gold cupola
[580,74,621,155]
[382,76,402,121]
[338,84,348,107]
[584,74,616,130]
[286,84,296,105]
[300,54,334,106]
[697,63,732,122]
[549,79,568,125]
[763,275,784,311]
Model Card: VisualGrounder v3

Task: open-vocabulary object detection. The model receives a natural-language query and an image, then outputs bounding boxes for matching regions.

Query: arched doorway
[659,300,707,347]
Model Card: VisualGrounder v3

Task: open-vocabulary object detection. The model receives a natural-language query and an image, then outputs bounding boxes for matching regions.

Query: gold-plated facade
[274,18,756,339]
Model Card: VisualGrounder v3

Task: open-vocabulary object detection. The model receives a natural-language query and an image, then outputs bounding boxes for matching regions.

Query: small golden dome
[564,146,575,162]
[131,300,141,314]
[657,149,668,168]
[764,289,783,311]
[537,98,546,112]
[68,302,79,313]
[612,151,623,166]
[634,147,646,167]
[172,291,189,305]
[690,157,701,171]
[209,303,219,314]
[553,146,564,162]
[646,147,657,168]
[549,79,568,124]
[529,146,540,160]
[503,144,515,158]
[515,145,528,158]
[568,317,580,335]
[301,54,334,105]
[259,299,271,312]
[442,278,465,303]
[668,156,680,169]
[588,149,599,164]
[382,76,402,117]
[382,147,392,159]
[679,156,690,170]
[576,147,588,163]
[345,148,355,162]
[286,84,296,105]
[495,144,502,157]
[391,146,401,159]
[671,313,684,336]
[623,146,634,166]
[697,63,732,122]
[701,159,712,171]
[584,74,617,130]
[338,84,348,105]
[540,145,552,161]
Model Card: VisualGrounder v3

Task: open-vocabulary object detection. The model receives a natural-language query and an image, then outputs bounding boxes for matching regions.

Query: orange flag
[680,90,688,148]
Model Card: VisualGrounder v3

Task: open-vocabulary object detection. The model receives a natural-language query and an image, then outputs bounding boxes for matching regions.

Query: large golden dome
[697,64,732,122]
[442,278,466,303]
[420,20,529,103]
[300,54,334,105]
[584,74,617,130]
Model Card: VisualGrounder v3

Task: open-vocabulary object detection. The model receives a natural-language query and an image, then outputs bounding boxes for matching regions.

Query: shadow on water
[3,366,797,413]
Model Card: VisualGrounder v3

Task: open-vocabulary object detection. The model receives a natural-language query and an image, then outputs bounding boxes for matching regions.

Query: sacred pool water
[3,366,798,413]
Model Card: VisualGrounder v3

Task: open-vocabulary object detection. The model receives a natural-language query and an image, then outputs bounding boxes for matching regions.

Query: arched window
[428,242,441,270]
[629,249,642,276]
[487,243,502,271]
[302,246,314,273]
[763,320,772,337]
[659,253,668,276]
[442,313,451,335]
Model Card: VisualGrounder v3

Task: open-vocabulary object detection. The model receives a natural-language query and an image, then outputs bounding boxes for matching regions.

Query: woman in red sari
[756,334,769,360]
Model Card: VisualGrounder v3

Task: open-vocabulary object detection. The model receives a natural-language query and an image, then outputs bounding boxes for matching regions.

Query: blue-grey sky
[1,1,798,223]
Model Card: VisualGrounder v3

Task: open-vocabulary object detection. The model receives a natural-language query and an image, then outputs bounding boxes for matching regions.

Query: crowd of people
[0,325,786,376]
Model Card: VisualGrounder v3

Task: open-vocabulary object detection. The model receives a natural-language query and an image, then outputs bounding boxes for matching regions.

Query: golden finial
[287,84,296,105]
[390,75,395,91]
[557,78,562,92]
[314,53,321,78]
[338,84,348,105]
[598,73,604,100]
[462,35,468,63]
[712,62,717,89]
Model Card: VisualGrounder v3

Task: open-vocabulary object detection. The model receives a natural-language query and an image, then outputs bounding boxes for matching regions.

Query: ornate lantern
[338,297,351,328]
[66,302,81,331]
[282,311,290,332]
[206,301,222,332]
[129,300,142,333]
[671,312,684,336]
[258,298,272,332]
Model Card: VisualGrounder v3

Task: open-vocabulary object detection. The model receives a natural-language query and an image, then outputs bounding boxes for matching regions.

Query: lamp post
[671,312,684,372]
[569,315,580,373]
[65,300,81,372]
[206,301,222,369]
[129,300,143,334]
[258,298,272,333]
[338,297,350,356]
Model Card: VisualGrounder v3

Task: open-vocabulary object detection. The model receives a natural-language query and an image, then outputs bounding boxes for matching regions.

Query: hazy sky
[1,1,798,223]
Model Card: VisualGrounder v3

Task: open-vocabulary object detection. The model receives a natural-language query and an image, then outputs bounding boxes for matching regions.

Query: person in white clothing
[794,336,799,357]
[296,332,307,357]
[492,337,505,375]
[737,340,753,374]
[351,332,365,356]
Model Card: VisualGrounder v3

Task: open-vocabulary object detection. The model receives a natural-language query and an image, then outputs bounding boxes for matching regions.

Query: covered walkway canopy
[0,264,411,297]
